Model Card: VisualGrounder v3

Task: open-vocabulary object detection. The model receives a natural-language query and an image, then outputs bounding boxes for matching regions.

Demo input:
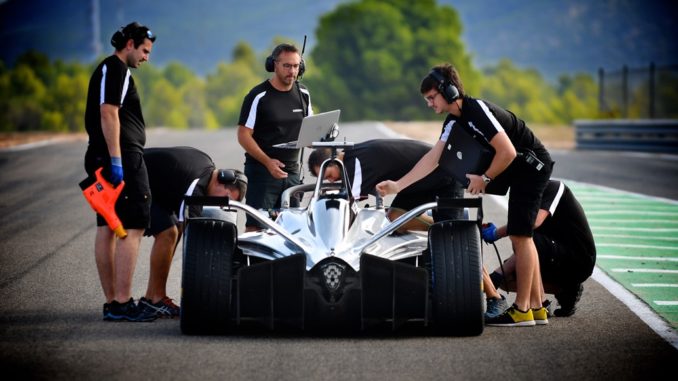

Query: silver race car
[180,142,484,336]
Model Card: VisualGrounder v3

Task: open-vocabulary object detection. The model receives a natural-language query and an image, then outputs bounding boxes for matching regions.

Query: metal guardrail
[574,119,678,153]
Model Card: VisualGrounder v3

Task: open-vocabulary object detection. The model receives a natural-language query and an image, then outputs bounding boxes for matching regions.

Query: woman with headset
[376,63,554,327]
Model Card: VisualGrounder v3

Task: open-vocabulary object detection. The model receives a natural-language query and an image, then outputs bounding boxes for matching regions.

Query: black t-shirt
[238,80,312,167]
[85,55,146,155]
[144,147,215,216]
[343,139,452,198]
[439,96,552,193]
[537,180,596,266]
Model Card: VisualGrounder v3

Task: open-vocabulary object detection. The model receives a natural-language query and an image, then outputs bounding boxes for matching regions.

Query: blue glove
[482,223,498,243]
[110,156,123,185]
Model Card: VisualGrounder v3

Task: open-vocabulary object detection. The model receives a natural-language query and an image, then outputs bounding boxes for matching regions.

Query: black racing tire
[180,218,237,335]
[428,220,484,336]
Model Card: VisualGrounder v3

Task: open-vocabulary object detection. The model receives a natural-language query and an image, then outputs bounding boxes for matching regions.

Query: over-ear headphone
[265,44,306,78]
[110,26,127,49]
[217,169,248,201]
[428,69,459,104]
[264,54,276,72]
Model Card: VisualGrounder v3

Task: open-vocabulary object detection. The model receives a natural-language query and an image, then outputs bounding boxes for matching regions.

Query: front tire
[180,219,237,335]
[428,220,484,336]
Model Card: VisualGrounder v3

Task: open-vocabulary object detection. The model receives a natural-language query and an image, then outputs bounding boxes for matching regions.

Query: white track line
[598,255,678,262]
[611,268,678,274]
[597,243,678,251]
[593,268,678,349]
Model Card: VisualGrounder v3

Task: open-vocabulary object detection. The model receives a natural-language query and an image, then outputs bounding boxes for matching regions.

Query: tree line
[1,0,602,133]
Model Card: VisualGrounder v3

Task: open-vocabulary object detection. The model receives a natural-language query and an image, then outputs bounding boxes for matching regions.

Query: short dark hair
[308,148,333,177]
[420,63,464,97]
[271,43,299,60]
[111,22,156,51]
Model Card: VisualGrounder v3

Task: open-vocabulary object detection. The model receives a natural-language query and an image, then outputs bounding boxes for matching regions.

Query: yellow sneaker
[486,305,536,327]
[532,307,549,325]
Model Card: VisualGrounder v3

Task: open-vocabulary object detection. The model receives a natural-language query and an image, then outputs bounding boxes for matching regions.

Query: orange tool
[79,167,127,238]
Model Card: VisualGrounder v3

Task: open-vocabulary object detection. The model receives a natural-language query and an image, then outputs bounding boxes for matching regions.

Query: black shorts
[144,203,178,237]
[534,232,593,284]
[85,149,151,230]
[504,159,553,237]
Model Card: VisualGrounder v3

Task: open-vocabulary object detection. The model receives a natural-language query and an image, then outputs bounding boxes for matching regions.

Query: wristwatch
[481,174,492,185]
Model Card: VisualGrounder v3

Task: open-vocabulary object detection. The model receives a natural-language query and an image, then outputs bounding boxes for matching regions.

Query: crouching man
[140,146,247,318]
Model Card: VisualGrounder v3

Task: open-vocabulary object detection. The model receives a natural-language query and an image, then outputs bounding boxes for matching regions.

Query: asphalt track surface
[1,123,677,380]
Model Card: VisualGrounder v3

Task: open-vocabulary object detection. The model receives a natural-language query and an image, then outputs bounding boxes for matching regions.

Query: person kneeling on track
[483,180,596,317]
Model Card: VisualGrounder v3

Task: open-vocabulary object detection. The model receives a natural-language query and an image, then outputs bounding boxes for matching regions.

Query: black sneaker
[542,299,554,317]
[139,297,180,319]
[555,283,583,317]
[104,298,157,322]
[103,302,112,320]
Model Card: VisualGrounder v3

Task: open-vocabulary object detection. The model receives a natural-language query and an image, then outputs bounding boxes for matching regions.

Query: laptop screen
[273,110,341,149]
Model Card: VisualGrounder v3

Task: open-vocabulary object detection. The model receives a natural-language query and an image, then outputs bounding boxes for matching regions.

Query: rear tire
[428,220,484,336]
[180,218,237,335]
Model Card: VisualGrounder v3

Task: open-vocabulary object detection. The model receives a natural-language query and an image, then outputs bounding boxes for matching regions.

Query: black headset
[265,43,306,78]
[428,69,459,104]
[217,169,248,201]
[110,26,128,50]
[110,23,155,50]
[217,169,246,185]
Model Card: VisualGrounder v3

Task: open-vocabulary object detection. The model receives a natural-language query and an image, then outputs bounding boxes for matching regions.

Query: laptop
[273,110,341,149]
[438,125,495,187]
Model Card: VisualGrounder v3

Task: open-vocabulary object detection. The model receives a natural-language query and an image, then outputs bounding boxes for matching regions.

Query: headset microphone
[298,35,307,79]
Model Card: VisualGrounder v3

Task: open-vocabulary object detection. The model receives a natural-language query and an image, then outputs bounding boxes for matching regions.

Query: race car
[180,141,484,336]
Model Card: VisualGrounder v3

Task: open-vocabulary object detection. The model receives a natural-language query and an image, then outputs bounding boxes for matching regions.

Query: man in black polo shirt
[308,139,463,231]
[483,180,596,317]
[377,63,554,327]
[237,43,312,232]
[139,146,247,318]
[83,22,156,322]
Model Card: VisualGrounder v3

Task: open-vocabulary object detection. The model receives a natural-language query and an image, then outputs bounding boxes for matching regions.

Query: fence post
[598,67,607,115]
[622,65,629,119]
[649,62,656,119]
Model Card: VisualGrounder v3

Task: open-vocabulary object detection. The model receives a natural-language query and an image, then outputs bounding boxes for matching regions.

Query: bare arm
[237,125,287,179]
[466,131,516,194]
[376,140,444,196]
[100,104,121,158]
